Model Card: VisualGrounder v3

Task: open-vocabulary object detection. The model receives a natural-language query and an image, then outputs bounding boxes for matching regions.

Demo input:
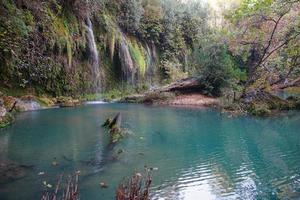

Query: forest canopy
[0,0,299,97]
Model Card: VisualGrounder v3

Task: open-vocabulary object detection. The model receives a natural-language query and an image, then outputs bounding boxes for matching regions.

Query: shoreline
[1,87,300,128]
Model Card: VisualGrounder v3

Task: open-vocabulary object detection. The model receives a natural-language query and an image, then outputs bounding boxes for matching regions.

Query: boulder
[2,96,17,111]
[0,113,13,128]
[120,94,145,103]
[0,106,13,128]
[20,95,36,101]
[57,97,81,107]
[15,100,41,112]
[0,106,6,117]
[241,90,296,116]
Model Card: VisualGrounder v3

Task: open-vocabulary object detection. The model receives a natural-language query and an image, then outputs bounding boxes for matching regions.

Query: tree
[228,0,300,90]
[139,0,163,44]
[191,38,245,96]
[118,0,144,34]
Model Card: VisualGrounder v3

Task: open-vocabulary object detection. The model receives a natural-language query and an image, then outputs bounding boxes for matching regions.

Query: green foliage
[128,38,146,77]
[191,39,245,96]
[139,0,162,44]
[2,0,298,103]
[248,103,271,116]
[118,0,144,34]
[160,59,187,82]
[227,0,300,90]
[229,0,274,21]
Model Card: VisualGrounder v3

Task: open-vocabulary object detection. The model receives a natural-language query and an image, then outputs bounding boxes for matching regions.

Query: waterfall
[145,43,153,77]
[118,34,135,83]
[145,42,158,85]
[86,18,100,84]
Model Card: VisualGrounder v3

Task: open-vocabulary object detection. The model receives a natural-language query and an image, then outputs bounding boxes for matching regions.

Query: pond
[0,104,300,200]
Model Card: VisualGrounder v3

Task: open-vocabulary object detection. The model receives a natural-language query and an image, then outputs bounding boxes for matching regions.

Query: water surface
[0,104,300,200]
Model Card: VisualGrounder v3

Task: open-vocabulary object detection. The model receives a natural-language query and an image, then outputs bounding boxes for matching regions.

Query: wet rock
[20,95,36,101]
[0,107,13,128]
[57,97,81,107]
[1,94,44,112]
[0,106,6,117]
[15,100,41,112]
[2,96,17,111]
[241,90,297,116]
[36,97,56,107]
[120,94,145,103]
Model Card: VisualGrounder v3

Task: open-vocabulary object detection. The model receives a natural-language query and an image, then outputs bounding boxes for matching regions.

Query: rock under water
[0,160,33,184]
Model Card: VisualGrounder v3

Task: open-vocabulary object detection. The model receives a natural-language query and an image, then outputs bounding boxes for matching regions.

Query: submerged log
[110,113,122,129]
[102,113,124,144]
[102,118,112,128]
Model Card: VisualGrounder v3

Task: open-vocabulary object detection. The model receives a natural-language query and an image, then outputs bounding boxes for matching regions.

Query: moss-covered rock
[241,90,297,116]
[57,96,81,107]
[121,91,175,105]
[248,103,271,116]
[2,96,17,111]
[0,108,14,128]
[36,96,56,107]
[286,96,300,110]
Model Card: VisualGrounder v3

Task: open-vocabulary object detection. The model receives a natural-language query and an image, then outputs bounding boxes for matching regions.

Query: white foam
[84,101,108,105]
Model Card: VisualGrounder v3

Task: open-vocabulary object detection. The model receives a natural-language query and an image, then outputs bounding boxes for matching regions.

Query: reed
[40,173,79,200]
[116,169,152,200]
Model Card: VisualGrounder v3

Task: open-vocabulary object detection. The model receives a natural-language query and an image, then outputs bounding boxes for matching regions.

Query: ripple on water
[0,104,300,200]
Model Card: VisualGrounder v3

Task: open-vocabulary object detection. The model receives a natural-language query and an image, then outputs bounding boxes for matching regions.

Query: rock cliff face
[0,1,160,96]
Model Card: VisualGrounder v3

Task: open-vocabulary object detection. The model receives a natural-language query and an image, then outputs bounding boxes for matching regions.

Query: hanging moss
[48,8,73,67]
[0,1,163,96]
[109,33,115,62]
[128,38,146,77]
[66,38,72,67]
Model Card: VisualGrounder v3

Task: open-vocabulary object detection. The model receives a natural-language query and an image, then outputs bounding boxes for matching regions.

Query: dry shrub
[116,170,152,200]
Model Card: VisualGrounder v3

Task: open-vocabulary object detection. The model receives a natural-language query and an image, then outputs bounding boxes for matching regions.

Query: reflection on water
[0,104,300,199]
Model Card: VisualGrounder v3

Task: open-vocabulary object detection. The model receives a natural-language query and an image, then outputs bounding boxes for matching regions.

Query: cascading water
[116,32,158,86]
[86,18,100,88]
[118,34,135,83]
[145,43,153,83]
[145,43,158,86]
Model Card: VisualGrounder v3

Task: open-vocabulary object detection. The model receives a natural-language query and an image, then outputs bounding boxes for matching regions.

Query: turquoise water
[0,104,300,200]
